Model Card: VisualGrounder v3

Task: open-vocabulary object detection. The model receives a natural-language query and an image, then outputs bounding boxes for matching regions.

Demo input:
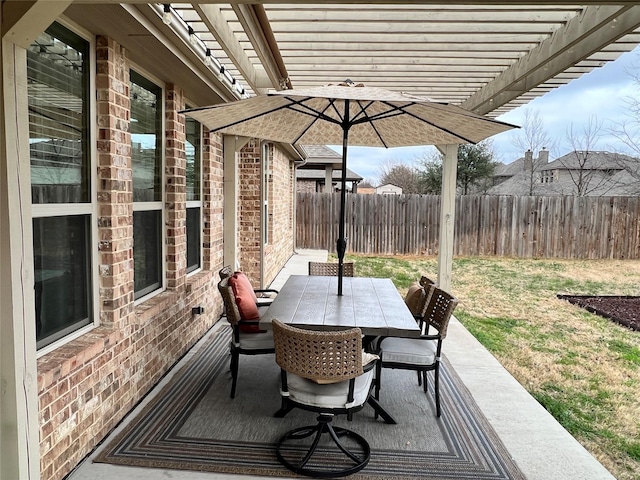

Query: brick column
[165,84,186,290]
[95,36,134,329]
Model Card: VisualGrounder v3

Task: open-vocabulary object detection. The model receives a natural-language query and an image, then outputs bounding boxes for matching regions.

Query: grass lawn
[341,253,640,480]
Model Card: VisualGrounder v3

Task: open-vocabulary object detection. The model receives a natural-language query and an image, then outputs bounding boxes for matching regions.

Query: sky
[329,45,640,183]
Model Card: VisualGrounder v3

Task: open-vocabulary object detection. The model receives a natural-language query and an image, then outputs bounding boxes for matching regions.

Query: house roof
[296,168,362,182]
[541,151,636,171]
[299,145,344,168]
[494,158,525,177]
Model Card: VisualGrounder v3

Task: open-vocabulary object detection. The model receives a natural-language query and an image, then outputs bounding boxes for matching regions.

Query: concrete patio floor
[68,249,615,480]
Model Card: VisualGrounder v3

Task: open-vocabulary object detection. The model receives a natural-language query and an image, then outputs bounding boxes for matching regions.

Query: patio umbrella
[183,81,516,295]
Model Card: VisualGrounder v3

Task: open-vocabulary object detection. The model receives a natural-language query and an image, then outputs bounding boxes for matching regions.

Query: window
[131,70,163,299]
[185,114,202,273]
[28,22,94,349]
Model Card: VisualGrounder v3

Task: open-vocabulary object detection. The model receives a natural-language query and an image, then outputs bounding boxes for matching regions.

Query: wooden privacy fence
[296,192,640,259]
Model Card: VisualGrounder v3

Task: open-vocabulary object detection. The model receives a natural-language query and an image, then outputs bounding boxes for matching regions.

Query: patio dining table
[261,275,421,424]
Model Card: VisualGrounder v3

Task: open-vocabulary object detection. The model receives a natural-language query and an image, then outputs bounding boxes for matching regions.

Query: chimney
[538,147,549,164]
[524,150,533,171]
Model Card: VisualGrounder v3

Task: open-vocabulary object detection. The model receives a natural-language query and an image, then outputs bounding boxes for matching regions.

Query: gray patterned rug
[96,326,525,479]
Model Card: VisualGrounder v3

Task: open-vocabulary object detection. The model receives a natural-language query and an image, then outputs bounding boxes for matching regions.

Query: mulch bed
[557,295,640,332]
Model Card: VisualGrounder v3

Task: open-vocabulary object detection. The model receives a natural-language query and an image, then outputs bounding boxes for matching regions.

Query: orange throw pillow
[229,272,261,333]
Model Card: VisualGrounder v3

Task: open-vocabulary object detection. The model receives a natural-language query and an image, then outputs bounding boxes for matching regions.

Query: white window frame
[130,67,166,304]
[185,105,203,276]
[32,18,99,357]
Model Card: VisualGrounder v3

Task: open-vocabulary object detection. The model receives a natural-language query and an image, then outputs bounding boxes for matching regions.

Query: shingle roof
[541,151,635,171]
[296,168,362,182]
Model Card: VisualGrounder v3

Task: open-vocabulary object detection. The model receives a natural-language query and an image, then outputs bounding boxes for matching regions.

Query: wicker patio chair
[376,285,458,417]
[272,319,376,477]
[217,276,274,398]
[308,261,355,277]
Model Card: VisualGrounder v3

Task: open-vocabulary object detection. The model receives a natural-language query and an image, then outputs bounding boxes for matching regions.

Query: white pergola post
[222,135,250,269]
[437,144,459,292]
[0,39,40,480]
[324,166,333,193]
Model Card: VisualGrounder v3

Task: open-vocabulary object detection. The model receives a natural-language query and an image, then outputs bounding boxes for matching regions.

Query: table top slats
[262,276,420,338]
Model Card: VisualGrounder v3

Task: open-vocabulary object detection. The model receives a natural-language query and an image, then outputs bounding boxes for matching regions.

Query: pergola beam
[1,0,71,48]
[462,4,640,114]
[193,3,268,93]
[231,4,291,89]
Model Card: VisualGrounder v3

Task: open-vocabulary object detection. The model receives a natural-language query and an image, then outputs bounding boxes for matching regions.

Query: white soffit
[169,2,640,117]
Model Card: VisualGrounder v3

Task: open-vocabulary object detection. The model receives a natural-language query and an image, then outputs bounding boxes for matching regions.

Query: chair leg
[417,370,422,387]
[434,365,441,417]
[423,370,428,393]
[229,349,239,399]
[276,414,370,478]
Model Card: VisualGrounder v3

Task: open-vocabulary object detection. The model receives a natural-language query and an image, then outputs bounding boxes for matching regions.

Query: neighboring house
[375,183,403,195]
[489,149,550,195]
[488,150,640,196]
[296,145,363,193]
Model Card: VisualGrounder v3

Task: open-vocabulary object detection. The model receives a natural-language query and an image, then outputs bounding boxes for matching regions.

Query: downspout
[292,150,308,254]
[260,140,268,287]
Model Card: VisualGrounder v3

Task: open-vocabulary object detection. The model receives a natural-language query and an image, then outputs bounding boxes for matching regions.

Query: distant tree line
[376,141,498,195]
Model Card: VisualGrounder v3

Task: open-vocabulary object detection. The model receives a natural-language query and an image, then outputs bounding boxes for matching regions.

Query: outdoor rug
[96,325,525,479]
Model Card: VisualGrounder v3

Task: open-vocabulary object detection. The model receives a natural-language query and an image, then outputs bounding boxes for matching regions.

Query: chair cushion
[404,281,425,316]
[380,337,437,366]
[237,328,274,350]
[229,272,260,332]
[286,368,375,410]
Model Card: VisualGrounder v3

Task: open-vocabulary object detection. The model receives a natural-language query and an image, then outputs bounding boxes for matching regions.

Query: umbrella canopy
[183,81,517,294]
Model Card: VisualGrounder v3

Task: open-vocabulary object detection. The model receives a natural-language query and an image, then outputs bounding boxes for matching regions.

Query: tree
[607,60,640,194]
[377,160,423,193]
[358,178,376,189]
[510,109,556,195]
[456,142,498,194]
[417,152,442,194]
[417,141,498,194]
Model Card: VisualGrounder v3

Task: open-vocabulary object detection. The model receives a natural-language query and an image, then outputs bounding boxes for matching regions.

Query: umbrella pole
[337,101,350,296]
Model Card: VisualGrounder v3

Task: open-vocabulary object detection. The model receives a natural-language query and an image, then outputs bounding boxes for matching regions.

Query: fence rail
[296,192,640,259]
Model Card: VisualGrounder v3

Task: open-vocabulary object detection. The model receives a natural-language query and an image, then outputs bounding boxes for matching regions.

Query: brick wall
[297,179,318,193]
[263,144,296,284]
[36,37,225,480]
[237,139,262,284]
[237,142,295,288]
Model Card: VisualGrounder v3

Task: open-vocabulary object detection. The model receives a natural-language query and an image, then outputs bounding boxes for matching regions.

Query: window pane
[185,116,201,202]
[34,215,92,348]
[186,207,201,273]
[28,22,89,204]
[134,210,162,298]
[130,71,162,202]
